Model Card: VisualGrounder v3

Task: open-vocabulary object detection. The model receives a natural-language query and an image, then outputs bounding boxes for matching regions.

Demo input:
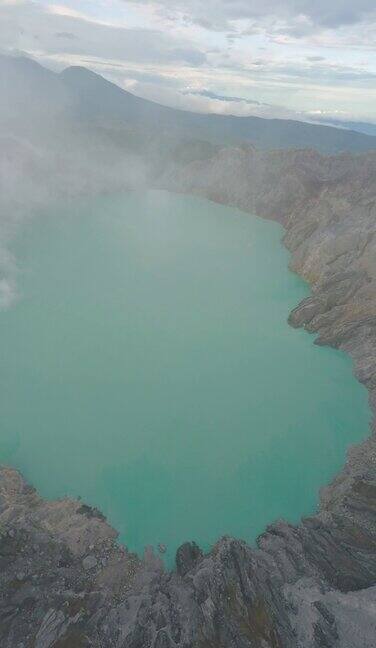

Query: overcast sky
[1,0,376,122]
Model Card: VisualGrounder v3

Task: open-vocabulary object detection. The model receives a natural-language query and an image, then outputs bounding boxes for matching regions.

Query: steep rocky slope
[162,147,376,406]
[1,147,376,647]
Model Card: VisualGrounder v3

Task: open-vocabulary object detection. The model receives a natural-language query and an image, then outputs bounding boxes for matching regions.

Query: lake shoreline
[1,147,376,646]
[1,191,369,566]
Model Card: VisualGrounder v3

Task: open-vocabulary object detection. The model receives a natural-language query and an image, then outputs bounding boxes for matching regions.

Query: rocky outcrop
[1,146,376,646]
[2,437,376,648]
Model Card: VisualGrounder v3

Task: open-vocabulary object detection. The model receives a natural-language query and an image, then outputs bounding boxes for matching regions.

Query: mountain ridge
[2,54,376,154]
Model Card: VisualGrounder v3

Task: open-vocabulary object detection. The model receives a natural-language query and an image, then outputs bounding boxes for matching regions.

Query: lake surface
[0,191,370,564]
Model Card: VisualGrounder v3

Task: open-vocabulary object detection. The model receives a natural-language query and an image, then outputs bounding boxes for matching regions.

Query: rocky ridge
[1,146,376,647]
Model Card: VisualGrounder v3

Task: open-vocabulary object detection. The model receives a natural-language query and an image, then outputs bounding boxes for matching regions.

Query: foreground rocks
[2,438,376,648]
[1,146,376,646]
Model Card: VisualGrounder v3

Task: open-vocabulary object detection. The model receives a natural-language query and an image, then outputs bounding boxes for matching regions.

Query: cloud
[127,0,376,32]
[124,78,302,119]
[47,5,90,19]
[0,236,18,311]
[55,32,78,40]
[184,89,263,106]
[0,277,17,310]
[0,0,375,121]
[169,48,206,66]
[0,1,207,67]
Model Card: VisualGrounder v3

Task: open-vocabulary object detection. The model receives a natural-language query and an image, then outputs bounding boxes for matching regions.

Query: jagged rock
[82,555,97,571]
[34,609,66,648]
[288,296,326,327]
[176,542,203,577]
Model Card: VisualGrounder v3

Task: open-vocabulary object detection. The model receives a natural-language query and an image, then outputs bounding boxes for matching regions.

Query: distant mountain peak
[61,65,101,78]
[2,55,376,154]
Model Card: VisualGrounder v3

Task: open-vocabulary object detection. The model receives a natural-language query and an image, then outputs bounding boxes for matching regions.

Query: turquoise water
[0,191,370,564]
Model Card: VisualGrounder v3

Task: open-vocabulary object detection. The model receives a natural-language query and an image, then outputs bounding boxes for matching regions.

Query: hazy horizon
[1,0,376,125]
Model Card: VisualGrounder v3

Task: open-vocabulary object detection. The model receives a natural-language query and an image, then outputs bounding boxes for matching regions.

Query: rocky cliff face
[162,146,376,410]
[1,146,376,647]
